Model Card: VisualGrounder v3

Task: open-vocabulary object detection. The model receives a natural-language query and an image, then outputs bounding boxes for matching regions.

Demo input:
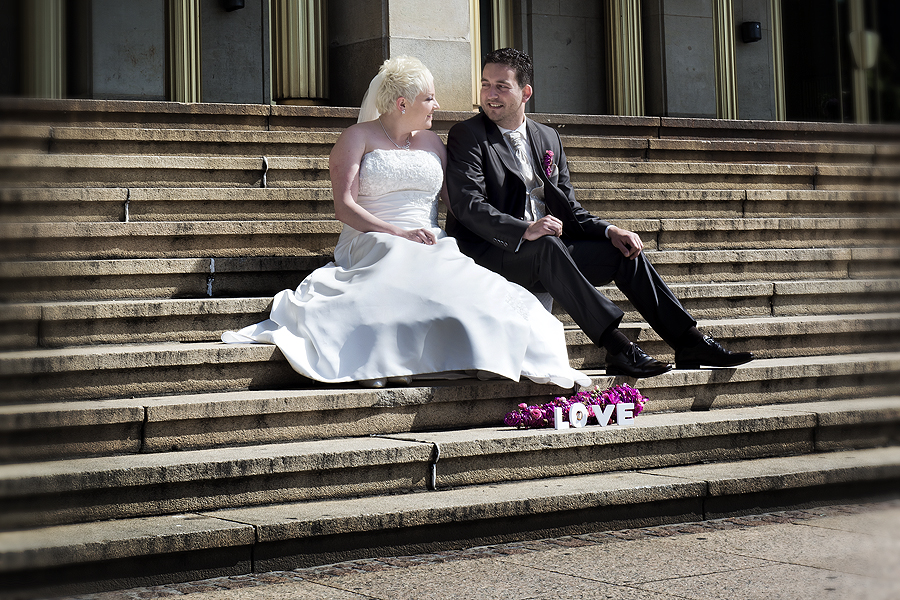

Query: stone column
[712,0,738,119]
[470,0,513,109]
[490,0,514,49]
[168,0,202,103]
[770,0,785,121]
[848,0,875,125]
[22,0,66,99]
[605,0,644,116]
[328,0,471,111]
[270,0,328,105]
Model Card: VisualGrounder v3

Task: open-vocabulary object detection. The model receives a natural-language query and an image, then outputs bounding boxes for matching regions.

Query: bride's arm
[423,132,451,213]
[329,125,436,244]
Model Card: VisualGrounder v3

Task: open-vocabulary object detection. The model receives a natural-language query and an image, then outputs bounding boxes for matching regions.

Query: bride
[223,56,590,389]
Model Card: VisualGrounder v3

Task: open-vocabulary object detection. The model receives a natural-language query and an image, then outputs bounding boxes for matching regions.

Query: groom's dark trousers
[445,112,696,349]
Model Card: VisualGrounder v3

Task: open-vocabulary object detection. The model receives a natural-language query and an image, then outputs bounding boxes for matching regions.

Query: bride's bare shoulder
[413,129,446,154]
[332,121,381,159]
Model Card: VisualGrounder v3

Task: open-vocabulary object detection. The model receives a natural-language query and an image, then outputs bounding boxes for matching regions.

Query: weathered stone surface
[569,160,817,190]
[659,115,900,142]
[649,138,876,164]
[0,154,267,188]
[649,446,900,497]
[0,513,255,571]
[587,353,900,413]
[388,406,818,488]
[773,278,900,316]
[658,217,900,250]
[0,186,129,224]
[579,188,746,219]
[0,436,433,528]
[816,164,900,191]
[772,397,900,451]
[210,470,701,542]
[0,97,272,130]
[0,220,342,260]
[126,186,335,222]
[49,127,341,156]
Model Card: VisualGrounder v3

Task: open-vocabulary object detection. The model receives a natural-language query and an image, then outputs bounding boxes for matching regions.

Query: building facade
[2,0,897,123]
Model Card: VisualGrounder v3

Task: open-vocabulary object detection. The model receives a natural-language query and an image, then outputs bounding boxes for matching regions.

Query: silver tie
[505,130,547,222]
[505,130,534,181]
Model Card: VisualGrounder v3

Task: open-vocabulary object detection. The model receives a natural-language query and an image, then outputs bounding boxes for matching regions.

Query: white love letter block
[553,406,569,429]
[615,402,636,426]
[569,403,588,428]
[594,404,615,427]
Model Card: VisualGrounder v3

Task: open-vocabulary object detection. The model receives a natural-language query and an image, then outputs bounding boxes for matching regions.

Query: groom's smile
[480,62,532,130]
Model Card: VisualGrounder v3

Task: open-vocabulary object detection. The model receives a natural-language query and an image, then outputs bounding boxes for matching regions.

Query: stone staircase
[1,97,899,599]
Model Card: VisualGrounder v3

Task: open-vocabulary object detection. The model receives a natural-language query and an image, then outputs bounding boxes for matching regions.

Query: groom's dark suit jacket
[445,112,611,262]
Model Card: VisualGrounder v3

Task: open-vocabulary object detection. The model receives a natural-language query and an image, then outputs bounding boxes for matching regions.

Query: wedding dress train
[222,149,590,389]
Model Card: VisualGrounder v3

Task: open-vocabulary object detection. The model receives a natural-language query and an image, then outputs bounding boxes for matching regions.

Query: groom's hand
[608,225,643,259]
[524,215,564,241]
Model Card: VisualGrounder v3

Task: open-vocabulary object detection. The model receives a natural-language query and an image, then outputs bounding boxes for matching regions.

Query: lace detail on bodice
[357,149,442,227]
[359,149,443,198]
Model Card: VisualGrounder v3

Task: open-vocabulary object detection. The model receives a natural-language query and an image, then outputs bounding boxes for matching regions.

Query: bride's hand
[400,228,437,245]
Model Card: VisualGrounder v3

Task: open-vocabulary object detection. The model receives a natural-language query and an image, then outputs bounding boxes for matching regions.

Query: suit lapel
[525,119,548,181]
[483,114,528,186]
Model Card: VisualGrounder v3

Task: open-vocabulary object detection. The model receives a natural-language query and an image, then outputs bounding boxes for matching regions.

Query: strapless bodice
[335,149,444,264]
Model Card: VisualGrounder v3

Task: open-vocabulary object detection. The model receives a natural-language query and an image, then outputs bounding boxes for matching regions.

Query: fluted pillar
[22,0,66,99]
[168,0,202,103]
[605,0,644,117]
[491,0,514,50]
[270,0,328,104]
[712,0,738,119]
[470,0,514,108]
[848,0,874,124]
[770,0,786,121]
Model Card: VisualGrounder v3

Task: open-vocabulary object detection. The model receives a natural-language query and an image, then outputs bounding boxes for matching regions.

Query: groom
[445,48,753,378]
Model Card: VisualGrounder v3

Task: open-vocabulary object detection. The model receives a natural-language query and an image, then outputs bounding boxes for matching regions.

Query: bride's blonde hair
[374,56,433,115]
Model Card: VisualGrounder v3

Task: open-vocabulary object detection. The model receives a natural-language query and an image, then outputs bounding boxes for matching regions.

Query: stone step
[582,313,900,369]
[1,445,898,598]
[6,125,342,157]
[7,123,898,168]
[3,246,897,303]
[4,280,899,350]
[0,97,360,131]
[1,399,897,530]
[1,316,898,403]
[4,187,899,224]
[657,116,900,144]
[570,160,900,190]
[2,331,898,462]
[0,220,342,260]
[5,97,900,144]
[0,255,329,303]
[0,448,900,597]
[3,217,897,262]
[6,152,899,190]
[564,135,899,165]
[0,154,342,189]
[581,188,900,219]
[0,186,338,223]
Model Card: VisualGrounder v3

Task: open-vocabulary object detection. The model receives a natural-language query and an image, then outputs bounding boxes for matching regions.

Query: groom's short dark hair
[484,48,533,89]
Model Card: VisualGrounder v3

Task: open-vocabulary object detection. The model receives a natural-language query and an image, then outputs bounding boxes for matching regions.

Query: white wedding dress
[222,149,590,389]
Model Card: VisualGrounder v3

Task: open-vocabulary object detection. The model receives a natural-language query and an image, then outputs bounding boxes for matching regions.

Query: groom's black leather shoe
[606,343,673,378]
[675,335,754,369]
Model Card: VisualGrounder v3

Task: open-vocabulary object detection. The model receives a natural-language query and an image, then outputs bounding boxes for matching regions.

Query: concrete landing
[34,500,900,600]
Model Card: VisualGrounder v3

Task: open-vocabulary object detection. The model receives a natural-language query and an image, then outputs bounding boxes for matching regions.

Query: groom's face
[480,62,532,130]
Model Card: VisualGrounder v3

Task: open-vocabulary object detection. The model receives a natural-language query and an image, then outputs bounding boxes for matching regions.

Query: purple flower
[503,383,648,429]
[543,150,554,178]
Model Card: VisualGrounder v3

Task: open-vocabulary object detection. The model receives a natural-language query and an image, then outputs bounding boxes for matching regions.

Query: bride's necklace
[379,118,411,150]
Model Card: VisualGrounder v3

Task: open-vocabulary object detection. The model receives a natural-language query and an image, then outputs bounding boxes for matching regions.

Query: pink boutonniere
[543,150,554,178]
